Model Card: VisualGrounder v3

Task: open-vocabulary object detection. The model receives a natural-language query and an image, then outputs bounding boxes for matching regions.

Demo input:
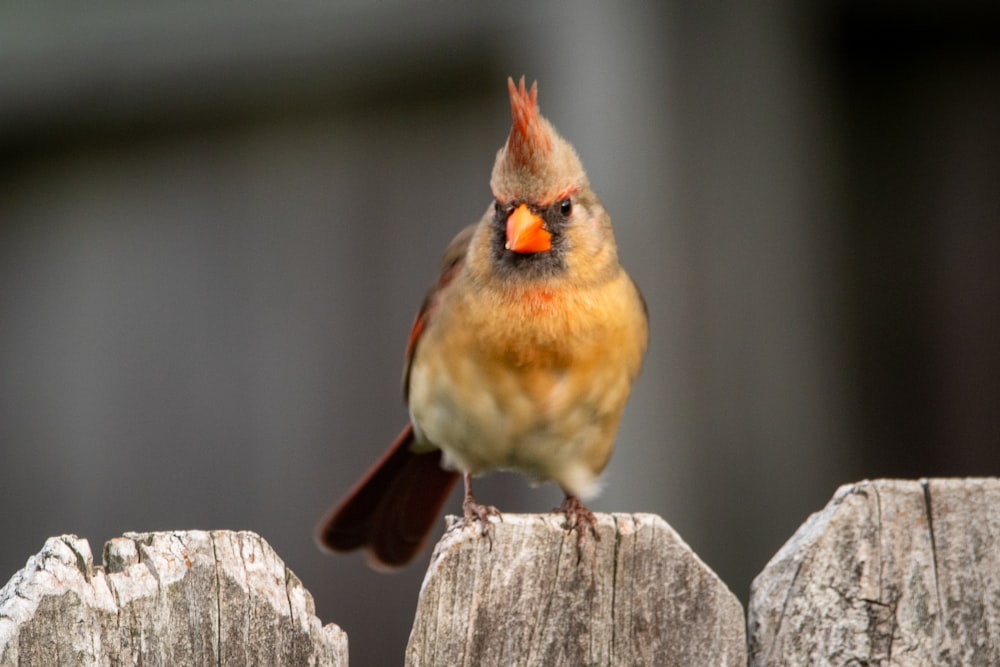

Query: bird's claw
[462,498,501,550]
[462,498,501,535]
[460,472,501,545]
[559,495,600,561]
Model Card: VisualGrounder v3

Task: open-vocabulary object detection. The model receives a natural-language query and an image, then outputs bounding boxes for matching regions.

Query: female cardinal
[318,77,648,569]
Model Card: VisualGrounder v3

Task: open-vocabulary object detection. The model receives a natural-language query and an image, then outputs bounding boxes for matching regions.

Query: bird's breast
[405,272,646,497]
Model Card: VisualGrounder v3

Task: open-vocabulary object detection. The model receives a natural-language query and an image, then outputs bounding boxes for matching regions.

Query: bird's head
[485,77,616,282]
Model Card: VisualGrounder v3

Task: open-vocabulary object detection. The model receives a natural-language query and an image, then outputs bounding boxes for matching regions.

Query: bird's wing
[403,223,476,401]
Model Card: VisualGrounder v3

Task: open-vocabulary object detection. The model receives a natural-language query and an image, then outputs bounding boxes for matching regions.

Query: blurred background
[2,2,998,663]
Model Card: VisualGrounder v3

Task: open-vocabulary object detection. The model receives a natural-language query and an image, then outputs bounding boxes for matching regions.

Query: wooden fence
[1,478,997,665]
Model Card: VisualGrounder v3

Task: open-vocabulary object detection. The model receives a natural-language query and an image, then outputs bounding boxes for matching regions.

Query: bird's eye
[559,198,573,217]
[494,200,503,215]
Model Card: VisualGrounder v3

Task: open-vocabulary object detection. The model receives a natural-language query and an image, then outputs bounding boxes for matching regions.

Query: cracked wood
[405,512,746,667]
[0,531,346,666]
[748,478,1000,666]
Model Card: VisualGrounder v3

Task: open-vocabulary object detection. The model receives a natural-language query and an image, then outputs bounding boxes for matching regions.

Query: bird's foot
[462,497,502,536]
[461,473,501,542]
[559,494,600,561]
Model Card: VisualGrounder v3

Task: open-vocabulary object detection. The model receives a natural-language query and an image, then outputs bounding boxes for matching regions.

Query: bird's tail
[317,423,460,570]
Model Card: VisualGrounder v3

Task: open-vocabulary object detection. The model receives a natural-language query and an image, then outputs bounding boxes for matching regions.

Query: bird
[317,76,648,570]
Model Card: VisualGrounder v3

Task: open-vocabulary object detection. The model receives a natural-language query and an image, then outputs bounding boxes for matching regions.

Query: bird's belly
[407,352,629,498]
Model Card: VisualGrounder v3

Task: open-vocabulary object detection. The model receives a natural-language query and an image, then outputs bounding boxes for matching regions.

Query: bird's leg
[461,472,501,538]
[559,493,600,559]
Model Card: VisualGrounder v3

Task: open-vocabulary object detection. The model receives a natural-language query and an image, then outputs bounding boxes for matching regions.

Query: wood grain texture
[0,531,346,667]
[749,478,1000,666]
[406,512,745,667]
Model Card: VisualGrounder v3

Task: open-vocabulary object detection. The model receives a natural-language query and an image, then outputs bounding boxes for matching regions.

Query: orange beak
[505,204,551,254]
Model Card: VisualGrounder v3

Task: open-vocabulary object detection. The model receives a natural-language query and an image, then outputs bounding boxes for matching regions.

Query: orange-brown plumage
[318,76,648,569]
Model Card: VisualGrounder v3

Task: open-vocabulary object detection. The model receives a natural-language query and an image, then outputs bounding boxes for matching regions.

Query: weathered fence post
[0,531,347,666]
[748,478,1000,666]
[7,479,998,665]
[405,512,747,666]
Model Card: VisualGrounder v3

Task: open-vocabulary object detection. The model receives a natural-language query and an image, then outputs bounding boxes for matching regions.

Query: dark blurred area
[1,3,998,664]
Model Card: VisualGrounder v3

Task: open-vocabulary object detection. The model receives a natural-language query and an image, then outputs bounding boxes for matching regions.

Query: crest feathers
[490,76,587,204]
[506,76,551,167]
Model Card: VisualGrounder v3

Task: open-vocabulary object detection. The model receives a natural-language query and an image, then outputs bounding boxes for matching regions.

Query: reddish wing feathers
[319,225,474,569]
[367,430,460,567]
[317,424,459,569]
[404,224,474,401]
[317,424,415,552]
